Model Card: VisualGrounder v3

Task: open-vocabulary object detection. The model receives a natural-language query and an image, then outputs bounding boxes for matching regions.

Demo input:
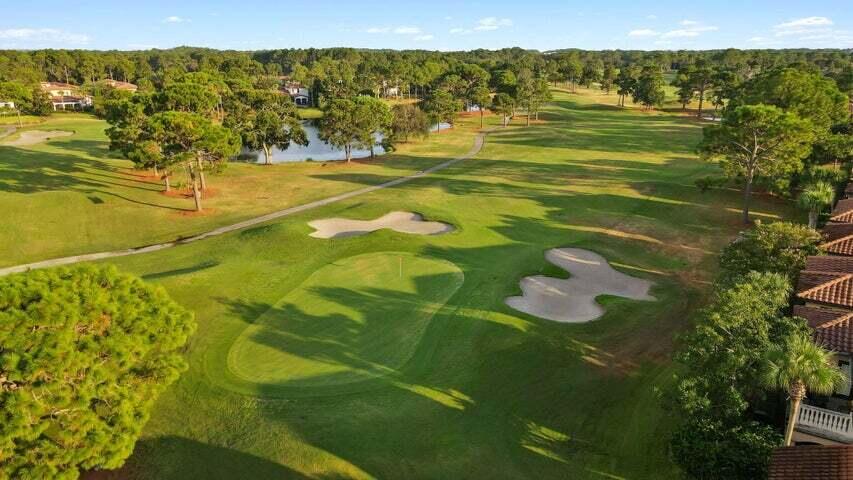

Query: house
[39,82,92,111]
[282,81,311,107]
[789,183,853,446]
[100,79,138,92]
[0,101,14,109]
[768,444,853,479]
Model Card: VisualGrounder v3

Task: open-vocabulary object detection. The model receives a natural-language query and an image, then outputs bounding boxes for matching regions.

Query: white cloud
[645,14,657,20]
[393,26,422,34]
[366,27,390,33]
[775,16,833,29]
[444,16,453,21]
[628,29,659,37]
[449,27,468,34]
[414,34,434,41]
[0,28,89,45]
[661,25,718,38]
[474,17,513,31]
[163,16,187,23]
[680,20,698,26]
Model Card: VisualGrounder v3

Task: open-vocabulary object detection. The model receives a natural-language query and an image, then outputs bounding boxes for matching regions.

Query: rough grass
[0,113,478,267]
[66,88,795,479]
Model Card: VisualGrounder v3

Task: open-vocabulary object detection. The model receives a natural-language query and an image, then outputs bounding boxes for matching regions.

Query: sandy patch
[506,248,655,323]
[2,130,73,146]
[308,211,454,239]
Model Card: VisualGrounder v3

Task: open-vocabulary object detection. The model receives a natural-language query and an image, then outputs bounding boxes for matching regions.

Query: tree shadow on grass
[82,435,310,480]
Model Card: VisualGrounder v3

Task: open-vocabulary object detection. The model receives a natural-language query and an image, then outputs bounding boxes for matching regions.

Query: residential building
[768,444,853,479]
[282,81,311,107]
[0,101,14,109]
[39,82,92,111]
[100,79,138,92]
[790,182,853,446]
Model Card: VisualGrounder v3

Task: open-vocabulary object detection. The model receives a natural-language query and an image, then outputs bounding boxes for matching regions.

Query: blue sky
[3,0,852,51]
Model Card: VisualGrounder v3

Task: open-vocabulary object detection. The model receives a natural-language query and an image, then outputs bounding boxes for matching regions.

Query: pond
[240,121,452,164]
[241,122,385,164]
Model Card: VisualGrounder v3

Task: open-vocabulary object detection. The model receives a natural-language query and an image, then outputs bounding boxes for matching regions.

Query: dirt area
[2,130,73,146]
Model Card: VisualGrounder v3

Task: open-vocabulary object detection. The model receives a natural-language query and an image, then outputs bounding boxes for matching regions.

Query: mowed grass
[226,252,464,391]
[0,113,478,267]
[69,88,797,479]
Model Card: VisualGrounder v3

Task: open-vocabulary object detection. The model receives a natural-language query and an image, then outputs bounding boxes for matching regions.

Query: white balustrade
[797,403,853,442]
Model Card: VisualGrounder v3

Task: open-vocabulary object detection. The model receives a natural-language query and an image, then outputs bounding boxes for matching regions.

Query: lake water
[242,121,452,163]
[243,123,385,163]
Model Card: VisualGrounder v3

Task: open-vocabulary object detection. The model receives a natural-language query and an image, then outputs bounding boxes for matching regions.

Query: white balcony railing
[797,403,853,443]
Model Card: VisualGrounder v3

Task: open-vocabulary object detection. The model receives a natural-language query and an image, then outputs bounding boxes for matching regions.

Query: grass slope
[73,88,795,479]
[0,114,476,267]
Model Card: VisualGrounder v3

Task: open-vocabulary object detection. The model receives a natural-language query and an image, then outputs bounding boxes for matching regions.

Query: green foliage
[223,88,307,165]
[0,265,194,479]
[422,89,461,128]
[670,418,779,480]
[798,181,835,228]
[718,221,822,285]
[318,97,389,161]
[733,66,849,135]
[763,332,844,398]
[632,65,665,110]
[491,92,515,126]
[159,83,219,117]
[668,271,807,478]
[694,175,728,193]
[700,104,815,221]
[390,104,430,143]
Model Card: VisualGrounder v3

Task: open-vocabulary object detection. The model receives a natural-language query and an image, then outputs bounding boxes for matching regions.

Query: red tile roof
[806,256,853,273]
[797,271,853,308]
[769,445,853,480]
[831,199,853,224]
[824,236,853,256]
[793,306,853,353]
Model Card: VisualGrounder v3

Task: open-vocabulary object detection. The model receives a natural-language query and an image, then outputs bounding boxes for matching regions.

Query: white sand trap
[308,211,454,239]
[2,130,73,146]
[506,248,655,323]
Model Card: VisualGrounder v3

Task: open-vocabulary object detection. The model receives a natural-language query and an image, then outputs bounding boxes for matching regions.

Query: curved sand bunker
[308,211,453,239]
[506,248,655,323]
[2,130,73,146]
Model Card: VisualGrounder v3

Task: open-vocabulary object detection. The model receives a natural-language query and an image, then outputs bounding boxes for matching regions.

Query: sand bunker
[308,211,454,239]
[2,130,73,146]
[506,248,655,323]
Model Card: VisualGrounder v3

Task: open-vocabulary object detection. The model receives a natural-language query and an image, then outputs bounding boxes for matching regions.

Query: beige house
[39,82,92,111]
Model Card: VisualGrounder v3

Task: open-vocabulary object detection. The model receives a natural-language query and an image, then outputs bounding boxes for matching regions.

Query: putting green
[226,252,463,390]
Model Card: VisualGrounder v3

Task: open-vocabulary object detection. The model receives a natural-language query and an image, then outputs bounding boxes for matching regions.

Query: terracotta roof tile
[831,199,853,224]
[824,236,853,256]
[806,256,853,273]
[793,306,853,353]
[769,445,853,480]
[797,271,853,308]
[824,224,853,241]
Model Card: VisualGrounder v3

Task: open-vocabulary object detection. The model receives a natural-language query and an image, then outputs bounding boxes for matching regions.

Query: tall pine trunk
[742,175,753,224]
[480,109,484,129]
[196,158,207,191]
[809,210,818,229]
[189,163,202,211]
[163,173,170,192]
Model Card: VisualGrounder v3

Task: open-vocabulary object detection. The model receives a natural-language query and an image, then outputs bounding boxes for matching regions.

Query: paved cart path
[0,131,488,276]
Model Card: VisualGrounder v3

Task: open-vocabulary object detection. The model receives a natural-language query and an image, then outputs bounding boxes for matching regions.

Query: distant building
[282,81,311,107]
[100,79,138,93]
[39,82,92,111]
[0,101,15,109]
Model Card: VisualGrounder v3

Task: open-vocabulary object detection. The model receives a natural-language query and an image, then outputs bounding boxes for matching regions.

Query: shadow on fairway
[0,145,190,211]
[82,436,310,480]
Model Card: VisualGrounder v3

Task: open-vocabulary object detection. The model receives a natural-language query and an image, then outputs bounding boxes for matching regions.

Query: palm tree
[798,181,835,229]
[762,332,845,446]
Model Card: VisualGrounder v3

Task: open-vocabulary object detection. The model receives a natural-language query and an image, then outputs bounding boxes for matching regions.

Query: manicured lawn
[77,88,797,479]
[0,113,479,267]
